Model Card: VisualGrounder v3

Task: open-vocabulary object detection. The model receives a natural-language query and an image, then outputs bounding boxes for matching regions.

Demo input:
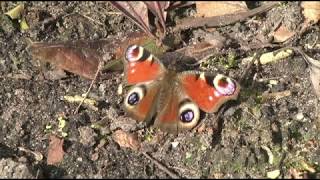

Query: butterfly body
[122,45,240,133]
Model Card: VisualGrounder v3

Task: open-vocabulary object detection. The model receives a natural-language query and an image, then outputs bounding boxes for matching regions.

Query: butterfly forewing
[177,71,240,113]
[123,45,166,85]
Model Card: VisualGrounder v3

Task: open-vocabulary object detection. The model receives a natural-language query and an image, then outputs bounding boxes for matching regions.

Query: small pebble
[296,112,304,120]
[171,142,179,149]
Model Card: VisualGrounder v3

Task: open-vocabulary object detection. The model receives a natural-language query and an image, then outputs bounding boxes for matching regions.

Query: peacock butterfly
[122,44,240,133]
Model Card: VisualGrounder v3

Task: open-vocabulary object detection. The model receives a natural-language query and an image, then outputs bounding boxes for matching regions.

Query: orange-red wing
[123,45,166,85]
[177,72,240,113]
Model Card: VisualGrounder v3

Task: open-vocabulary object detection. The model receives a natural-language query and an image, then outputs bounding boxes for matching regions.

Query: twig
[174,2,279,32]
[73,61,102,114]
[141,152,180,179]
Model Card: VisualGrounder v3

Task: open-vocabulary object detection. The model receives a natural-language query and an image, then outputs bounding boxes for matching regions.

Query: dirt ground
[0,1,319,179]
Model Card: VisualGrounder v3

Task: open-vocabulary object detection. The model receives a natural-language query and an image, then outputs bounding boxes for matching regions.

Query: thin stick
[73,61,102,114]
[141,152,180,179]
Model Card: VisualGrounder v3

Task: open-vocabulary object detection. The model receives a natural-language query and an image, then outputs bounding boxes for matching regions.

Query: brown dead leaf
[30,41,100,79]
[111,2,151,37]
[144,1,170,33]
[301,1,320,23]
[298,49,320,98]
[272,24,296,43]
[112,129,140,151]
[196,1,248,17]
[29,31,161,78]
[47,134,65,165]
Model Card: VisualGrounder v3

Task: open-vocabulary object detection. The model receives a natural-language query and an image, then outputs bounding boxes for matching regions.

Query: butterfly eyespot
[179,102,200,124]
[126,45,143,62]
[180,109,194,123]
[127,92,140,105]
[213,74,237,96]
[125,86,146,107]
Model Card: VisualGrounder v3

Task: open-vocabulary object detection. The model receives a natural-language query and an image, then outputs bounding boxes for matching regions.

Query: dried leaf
[267,169,280,179]
[299,50,320,98]
[196,1,248,17]
[5,4,25,19]
[19,17,29,30]
[112,129,140,151]
[144,1,170,32]
[47,135,65,165]
[110,2,152,37]
[301,1,320,23]
[272,24,296,43]
[29,31,165,79]
[30,41,100,79]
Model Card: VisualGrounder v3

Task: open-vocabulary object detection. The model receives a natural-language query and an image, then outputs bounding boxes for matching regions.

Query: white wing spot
[200,73,206,80]
[129,63,136,67]
[147,55,153,61]
[214,90,221,97]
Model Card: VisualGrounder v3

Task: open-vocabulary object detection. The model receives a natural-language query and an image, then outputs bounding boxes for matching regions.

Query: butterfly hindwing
[124,81,161,123]
[153,74,201,133]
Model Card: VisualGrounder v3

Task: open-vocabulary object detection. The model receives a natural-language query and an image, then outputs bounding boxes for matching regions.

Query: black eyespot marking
[205,76,215,87]
[140,49,151,62]
[127,92,140,105]
[180,109,194,123]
